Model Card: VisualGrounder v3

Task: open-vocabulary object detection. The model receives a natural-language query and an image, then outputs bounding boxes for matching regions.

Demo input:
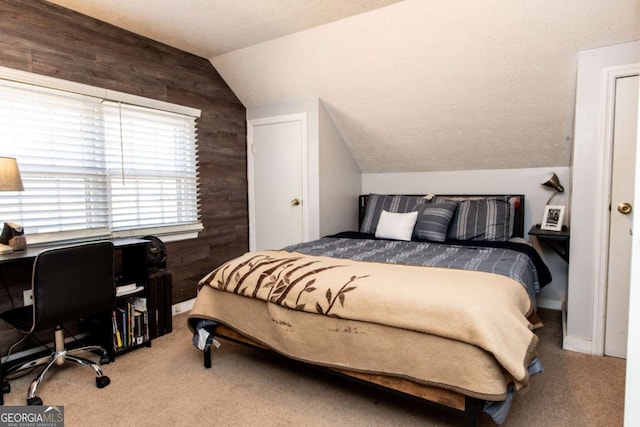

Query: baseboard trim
[563,335,593,354]
[172,298,195,316]
[536,298,563,311]
[538,299,592,354]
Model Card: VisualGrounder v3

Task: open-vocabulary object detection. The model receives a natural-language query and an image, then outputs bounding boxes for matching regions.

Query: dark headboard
[358,194,526,238]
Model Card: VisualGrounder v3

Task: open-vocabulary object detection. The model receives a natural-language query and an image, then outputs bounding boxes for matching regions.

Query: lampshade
[541,172,564,193]
[0,157,24,191]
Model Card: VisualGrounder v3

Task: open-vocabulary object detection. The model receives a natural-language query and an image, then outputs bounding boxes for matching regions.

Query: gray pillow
[412,201,459,242]
[438,196,511,241]
[360,194,429,234]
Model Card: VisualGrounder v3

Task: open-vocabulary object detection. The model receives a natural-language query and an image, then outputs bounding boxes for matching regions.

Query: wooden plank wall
[0,0,248,304]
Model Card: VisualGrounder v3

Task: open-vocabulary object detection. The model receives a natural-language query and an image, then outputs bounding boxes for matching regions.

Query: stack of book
[116,283,144,297]
[112,296,149,350]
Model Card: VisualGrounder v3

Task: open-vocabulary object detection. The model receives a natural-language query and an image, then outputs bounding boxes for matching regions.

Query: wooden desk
[0,238,148,264]
[0,238,150,361]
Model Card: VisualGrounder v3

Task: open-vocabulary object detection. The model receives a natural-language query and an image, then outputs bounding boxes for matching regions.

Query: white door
[605,74,639,358]
[248,114,306,252]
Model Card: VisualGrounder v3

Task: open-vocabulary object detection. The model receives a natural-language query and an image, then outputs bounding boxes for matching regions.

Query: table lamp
[0,157,24,254]
[541,172,564,205]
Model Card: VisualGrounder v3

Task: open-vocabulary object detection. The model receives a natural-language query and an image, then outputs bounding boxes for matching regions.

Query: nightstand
[528,225,570,263]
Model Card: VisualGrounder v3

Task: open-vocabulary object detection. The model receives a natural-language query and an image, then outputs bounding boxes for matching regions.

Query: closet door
[605,74,639,358]
[248,114,306,252]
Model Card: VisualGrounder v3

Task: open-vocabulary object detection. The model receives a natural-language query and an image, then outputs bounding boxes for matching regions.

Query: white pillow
[375,210,418,241]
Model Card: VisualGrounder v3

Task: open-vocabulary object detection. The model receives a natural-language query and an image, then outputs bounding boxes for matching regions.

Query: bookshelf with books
[111,239,152,354]
[112,296,149,351]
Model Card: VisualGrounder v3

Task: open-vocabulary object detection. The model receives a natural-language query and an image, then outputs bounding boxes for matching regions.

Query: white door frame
[592,64,640,355]
[247,113,308,252]
[566,39,640,355]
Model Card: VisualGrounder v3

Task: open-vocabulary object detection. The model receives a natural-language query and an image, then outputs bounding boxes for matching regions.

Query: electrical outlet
[23,289,33,306]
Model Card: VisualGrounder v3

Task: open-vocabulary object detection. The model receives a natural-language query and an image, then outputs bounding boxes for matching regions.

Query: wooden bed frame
[198,194,527,426]
[201,324,481,426]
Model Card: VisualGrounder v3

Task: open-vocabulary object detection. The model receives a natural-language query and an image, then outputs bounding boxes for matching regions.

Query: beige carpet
[1,309,625,426]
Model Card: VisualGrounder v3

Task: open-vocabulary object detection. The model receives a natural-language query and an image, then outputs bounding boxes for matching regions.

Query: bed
[188,194,550,426]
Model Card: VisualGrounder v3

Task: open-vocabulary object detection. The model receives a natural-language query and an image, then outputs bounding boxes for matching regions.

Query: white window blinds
[0,73,201,245]
[103,102,200,235]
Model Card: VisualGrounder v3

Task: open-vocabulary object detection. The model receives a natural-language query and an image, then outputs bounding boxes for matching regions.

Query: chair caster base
[99,355,110,365]
[2,381,10,394]
[96,376,110,389]
[27,397,42,406]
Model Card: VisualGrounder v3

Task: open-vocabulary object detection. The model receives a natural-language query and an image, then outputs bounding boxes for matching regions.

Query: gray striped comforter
[284,237,541,305]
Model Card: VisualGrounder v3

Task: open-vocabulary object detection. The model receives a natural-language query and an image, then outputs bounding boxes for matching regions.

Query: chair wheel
[2,381,10,393]
[27,396,42,405]
[96,376,110,388]
[100,355,110,365]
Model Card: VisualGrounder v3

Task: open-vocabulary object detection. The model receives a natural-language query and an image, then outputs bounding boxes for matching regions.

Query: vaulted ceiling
[48,0,640,173]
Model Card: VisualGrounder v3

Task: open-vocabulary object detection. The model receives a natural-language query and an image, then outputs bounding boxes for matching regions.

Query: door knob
[291,198,301,206]
[618,202,632,215]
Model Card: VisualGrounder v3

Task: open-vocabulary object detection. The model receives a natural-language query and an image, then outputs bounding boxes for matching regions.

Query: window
[0,68,202,245]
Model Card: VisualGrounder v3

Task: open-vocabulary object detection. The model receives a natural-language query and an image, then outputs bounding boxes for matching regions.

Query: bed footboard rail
[200,323,481,426]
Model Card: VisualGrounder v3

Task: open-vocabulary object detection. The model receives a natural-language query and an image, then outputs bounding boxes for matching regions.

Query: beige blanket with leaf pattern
[197,250,538,389]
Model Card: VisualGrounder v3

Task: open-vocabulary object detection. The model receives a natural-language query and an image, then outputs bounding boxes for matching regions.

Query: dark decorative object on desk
[0,223,26,251]
[143,235,167,271]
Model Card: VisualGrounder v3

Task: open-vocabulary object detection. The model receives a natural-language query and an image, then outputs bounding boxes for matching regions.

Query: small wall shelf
[528,225,570,263]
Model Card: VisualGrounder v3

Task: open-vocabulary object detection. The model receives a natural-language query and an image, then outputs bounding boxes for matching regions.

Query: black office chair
[0,241,115,405]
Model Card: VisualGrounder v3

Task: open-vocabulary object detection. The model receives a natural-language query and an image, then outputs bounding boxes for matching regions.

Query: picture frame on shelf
[541,205,565,231]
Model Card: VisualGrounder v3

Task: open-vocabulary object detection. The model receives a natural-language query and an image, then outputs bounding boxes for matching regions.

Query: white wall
[318,101,362,235]
[362,166,571,309]
[567,40,640,355]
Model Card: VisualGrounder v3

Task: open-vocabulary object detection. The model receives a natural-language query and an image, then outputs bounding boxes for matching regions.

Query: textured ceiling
[48,0,640,173]
[46,0,402,58]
